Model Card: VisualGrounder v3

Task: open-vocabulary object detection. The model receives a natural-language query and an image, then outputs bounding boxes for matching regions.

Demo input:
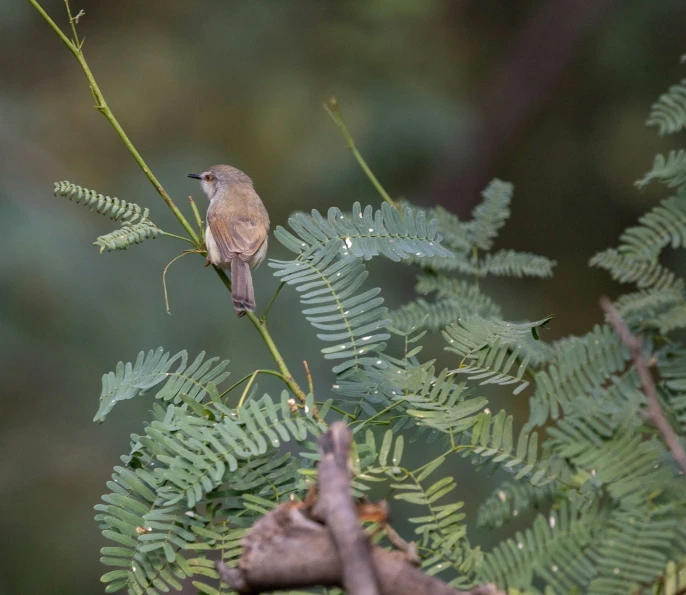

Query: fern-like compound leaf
[613,287,685,331]
[95,349,230,422]
[275,201,451,261]
[451,339,533,395]
[96,348,183,422]
[95,220,160,252]
[54,181,162,253]
[270,241,391,375]
[462,410,573,488]
[421,204,473,252]
[96,393,322,594]
[528,325,629,426]
[478,249,556,278]
[647,79,686,136]
[387,276,503,333]
[469,179,513,250]
[442,313,553,358]
[478,499,606,593]
[441,314,553,394]
[589,507,679,594]
[415,275,496,304]
[636,150,686,189]
[619,192,686,260]
[54,181,150,222]
[477,480,563,529]
[589,248,682,290]
[149,394,322,508]
[399,370,488,434]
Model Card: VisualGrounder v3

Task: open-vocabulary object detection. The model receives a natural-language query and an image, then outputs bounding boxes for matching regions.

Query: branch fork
[216,422,504,595]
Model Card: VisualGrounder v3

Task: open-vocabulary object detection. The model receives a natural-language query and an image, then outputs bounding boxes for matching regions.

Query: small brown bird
[188,165,270,313]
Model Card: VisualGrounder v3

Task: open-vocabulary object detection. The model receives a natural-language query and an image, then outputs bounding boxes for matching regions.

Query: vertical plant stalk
[29,0,311,409]
[28,0,201,246]
[324,97,396,207]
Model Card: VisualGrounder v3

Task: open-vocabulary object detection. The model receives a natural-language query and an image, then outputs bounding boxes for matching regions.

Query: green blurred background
[2,0,686,593]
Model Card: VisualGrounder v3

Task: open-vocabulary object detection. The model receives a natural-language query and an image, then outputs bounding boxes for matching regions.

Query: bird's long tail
[231,258,255,312]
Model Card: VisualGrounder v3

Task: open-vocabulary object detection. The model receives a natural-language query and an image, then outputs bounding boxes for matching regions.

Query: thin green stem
[350,400,406,433]
[237,370,260,408]
[63,0,79,47]
[212,266,311,407]
[324,97,396,207]
[189,196,205,241]
[219,369,286,400]
[159,230,196,245]
[163,251,194,315]
[28,0,201,246]
[324,404,356,420]
[261,282,285,322]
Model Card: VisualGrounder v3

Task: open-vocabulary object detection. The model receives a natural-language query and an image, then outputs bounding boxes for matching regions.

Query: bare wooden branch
[315,421,379,595]
[600,296,686,475]
[216,422,505,595]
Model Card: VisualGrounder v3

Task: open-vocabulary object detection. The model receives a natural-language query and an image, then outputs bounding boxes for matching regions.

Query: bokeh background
[2,0,686,593]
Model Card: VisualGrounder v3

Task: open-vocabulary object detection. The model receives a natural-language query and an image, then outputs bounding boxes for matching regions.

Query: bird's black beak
[187,173,202,180]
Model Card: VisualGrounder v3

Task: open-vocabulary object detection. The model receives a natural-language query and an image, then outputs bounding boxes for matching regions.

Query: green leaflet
[478,499,607,593]
[96,393,322,593]
[619,191,686,260]
[270,242,391,375]
[589,507,679,595]
[589,248,682,290]
[95,220,160,252]
[528,325,629,425]
[646,78,686,136]
[94,349,230,422]
[477,480,563,529]
[390,276,503,333]
[54,180,162,252]
[469,179,513,251]
[461,410,574,489]
[442,314,553,357]
[54,181,150,223]
[274,201,451,260]
[271,201,452,376]
[636,150,686,189]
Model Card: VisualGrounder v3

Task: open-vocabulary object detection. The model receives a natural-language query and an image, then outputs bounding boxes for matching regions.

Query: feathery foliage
[270,201,451,377]
[54,181,151,223]
[53,181,161,252]
[528,325,629,425]
[476,480,562,529]
[478,499,607,593]
[275,201,451,261]
[619,191,686,260]
[636,150,686,189]
[442,314,553,394]
[270,242,392,375]
[95,349,230,422]
[589,507,680,594]
[469,179,512,250]
[589,248,682,290]
[647,78,686,136]
[393,275,503,330]
[40,36,686,595]
[94,221,160,252]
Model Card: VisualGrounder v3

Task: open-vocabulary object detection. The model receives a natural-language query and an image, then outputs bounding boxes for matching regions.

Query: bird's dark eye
[204,174,214,182]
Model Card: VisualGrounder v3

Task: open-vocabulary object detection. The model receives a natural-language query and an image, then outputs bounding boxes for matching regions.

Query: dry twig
[601,297,686,475]
[216,422,505,595]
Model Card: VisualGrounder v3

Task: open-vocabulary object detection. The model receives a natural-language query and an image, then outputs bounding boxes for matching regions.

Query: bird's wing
[207,209,268,262]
